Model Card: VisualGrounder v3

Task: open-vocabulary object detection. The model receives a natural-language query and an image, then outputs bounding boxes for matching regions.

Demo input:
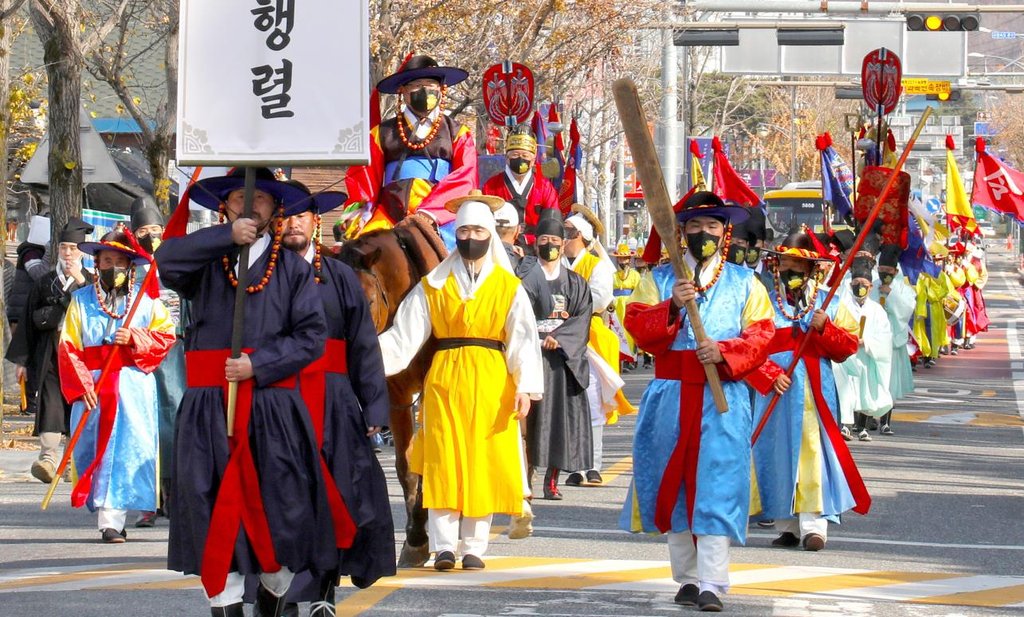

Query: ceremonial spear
[612,78,729,412]
[750,106,934,445]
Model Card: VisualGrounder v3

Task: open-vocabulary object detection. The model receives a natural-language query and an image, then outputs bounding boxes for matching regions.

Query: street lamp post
[757,123,769,196]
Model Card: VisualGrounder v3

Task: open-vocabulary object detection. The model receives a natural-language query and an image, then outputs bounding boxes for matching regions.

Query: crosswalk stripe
[3,557,1024,608]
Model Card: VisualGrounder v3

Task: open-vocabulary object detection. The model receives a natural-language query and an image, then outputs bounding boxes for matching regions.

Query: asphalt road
[2,246,1023,616]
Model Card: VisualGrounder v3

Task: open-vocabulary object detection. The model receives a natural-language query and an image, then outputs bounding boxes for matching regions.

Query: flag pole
[751,107,934,446]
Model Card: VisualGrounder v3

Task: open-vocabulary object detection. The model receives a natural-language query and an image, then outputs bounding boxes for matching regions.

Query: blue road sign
[991,31,1019,40]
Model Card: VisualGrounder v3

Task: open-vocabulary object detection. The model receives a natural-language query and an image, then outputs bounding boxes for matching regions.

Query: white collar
[402,107,441,140]
[301,242,315,265]
[235,234,271,276]
[504,167,534,194]
[542,261,561,281]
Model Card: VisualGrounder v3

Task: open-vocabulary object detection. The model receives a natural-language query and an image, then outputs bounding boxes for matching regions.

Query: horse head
[338,231,415,333]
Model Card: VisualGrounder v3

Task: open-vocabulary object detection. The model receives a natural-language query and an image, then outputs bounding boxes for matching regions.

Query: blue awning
[91,117,157,134]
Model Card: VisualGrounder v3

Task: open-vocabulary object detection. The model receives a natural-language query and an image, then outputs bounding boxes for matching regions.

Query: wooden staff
[613,78,728,412]
[225,167,256,437]
[751,107,934,445]
[42,266,158,510]
[858,314,867,339]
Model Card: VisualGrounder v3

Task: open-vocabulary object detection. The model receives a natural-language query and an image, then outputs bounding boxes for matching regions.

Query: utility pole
[660,4,678,202]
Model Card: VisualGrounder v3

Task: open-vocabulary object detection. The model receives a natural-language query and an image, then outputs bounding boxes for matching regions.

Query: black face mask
[538,242,561,262]
[879,272,895,285]
[726,244,746,265]
[408,87,441,114]
[686,231,721,261]
[456,237,490,261]
[851,282,869,299]
[745,247,761,267]
[780,269,807,291]
[140,233,162,254]
[508,157,530,175]
[99,266,130,291]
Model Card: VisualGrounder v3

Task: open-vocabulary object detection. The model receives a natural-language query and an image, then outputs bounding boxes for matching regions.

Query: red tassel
[815,134,827,151]
[976,137,986,154]
[689,139,702,158]
[945,134,956,151]
[711,136,723,152]
[122,231,161,299]
[823,132,833,148]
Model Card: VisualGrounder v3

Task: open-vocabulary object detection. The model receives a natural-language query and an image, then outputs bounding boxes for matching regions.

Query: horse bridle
[360,266,391,332]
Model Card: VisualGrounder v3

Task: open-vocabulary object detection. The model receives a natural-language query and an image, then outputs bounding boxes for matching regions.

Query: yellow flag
[691,153,707,191]
[945,147,978,235]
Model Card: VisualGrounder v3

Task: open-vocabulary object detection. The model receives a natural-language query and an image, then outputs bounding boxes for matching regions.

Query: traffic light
[906,13,980,31]
[927,90,962,103]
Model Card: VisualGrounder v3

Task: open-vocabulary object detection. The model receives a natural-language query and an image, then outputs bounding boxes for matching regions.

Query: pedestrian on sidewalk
[7,218,94,484]
[622,192,775,612]
[57,231,175,544]
[377,193,543,572]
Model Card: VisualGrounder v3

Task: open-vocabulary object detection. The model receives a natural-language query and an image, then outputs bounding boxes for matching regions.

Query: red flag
[972,138,1024,223]
[558,118,581,212]
[164,166,204,240]
[641,186,697,265]
[711,136,761,207]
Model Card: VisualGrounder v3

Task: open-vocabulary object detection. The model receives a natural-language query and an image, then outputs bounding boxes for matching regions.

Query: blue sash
[385,157,451,184]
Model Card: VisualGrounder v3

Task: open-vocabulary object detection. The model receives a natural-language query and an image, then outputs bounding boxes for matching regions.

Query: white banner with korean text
[177,0,370,165]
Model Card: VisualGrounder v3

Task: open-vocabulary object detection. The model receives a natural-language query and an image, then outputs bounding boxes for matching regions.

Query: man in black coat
[6,218,94,482]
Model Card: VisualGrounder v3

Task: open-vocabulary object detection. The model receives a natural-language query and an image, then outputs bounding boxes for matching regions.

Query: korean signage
[901,78,951,95]
[177,0,370,165]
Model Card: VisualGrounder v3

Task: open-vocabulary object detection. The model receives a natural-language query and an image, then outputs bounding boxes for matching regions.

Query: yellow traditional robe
[408,270,525,517]
[613,267,641,352]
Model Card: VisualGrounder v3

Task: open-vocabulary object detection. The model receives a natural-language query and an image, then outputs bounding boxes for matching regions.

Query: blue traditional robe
[58,284,175,513]
[748,285,870,523]
[871,269,916,401]
[620,261,775,542]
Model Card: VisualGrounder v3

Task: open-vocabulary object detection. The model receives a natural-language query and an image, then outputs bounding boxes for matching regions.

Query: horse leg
[389,379,430,568]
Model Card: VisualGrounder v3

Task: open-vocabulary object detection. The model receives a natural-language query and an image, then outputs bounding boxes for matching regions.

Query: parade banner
[177,0,370,165]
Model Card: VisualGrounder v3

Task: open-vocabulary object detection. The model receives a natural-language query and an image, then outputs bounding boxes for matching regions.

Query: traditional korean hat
[282,180,348,214]
[850,255,875,280]
[878,243,902,269]
[78,230,149,265]
[612,242,632,258]
[566,204,605,242]
[534,209,564,239]
[765,231,832,262]
[445,189,505,213]
[130,195,164,229]
[676,191,749,224]
[505,123,537,155]
[426,191,515,289]
[59,217,94,244]
[376,55,469,95]
[190,167,313,216]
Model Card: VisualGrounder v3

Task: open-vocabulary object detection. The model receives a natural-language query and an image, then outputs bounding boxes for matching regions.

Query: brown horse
[335,213,446,568]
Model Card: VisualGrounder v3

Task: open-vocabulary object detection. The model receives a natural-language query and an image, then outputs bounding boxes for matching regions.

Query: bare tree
[29,0,128,251]
[86,0,177,211]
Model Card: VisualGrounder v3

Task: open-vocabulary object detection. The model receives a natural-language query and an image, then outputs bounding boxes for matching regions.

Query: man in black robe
[271,182,395,616]
[157,167,332,617]
[515,214,592,500]
[7,218,94,483]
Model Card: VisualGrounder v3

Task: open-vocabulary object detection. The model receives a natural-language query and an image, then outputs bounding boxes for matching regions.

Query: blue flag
[821,146,854,219]
[900,214,941,285]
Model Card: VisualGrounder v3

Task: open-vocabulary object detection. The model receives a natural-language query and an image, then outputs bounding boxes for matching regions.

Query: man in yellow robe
[378,192,543,571]
[612,243,641,368]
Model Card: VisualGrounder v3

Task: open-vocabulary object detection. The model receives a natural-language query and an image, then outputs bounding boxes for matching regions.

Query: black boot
[543,468,562,500]
[210,604,244,617]
[253,584,288,617]
[310,573,337,617]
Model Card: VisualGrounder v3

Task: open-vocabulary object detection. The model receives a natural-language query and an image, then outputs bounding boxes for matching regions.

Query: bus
[763,183,845,238]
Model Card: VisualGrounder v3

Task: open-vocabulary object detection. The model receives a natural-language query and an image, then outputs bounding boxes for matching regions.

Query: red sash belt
[71,345,137,509]
[298,338,356,550]
[765,327,871,516]
[652,350,705,533]
[186,348,295,597]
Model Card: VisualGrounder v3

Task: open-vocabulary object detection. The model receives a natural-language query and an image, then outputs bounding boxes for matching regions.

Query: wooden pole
[613,78,729,412]
[225,167,256,437]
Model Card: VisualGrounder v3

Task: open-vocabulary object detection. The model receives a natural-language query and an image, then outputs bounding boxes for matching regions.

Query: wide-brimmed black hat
[677,191,750,224]
[190,167,313,216]
[282,180,348,214]
[878,244,902,268]
[764,231,832,262]
[376,55,468,95]
[130,195,164,229]
[534,209,565,239]
[78,231,148,265]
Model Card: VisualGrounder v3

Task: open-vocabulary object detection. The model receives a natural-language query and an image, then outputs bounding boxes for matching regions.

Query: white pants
[97,507,127,532]
[208,568,295,607]
[590,424,604,472]
[778,512,829,539]
[428,508,493,557]
[667,532,731,595]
